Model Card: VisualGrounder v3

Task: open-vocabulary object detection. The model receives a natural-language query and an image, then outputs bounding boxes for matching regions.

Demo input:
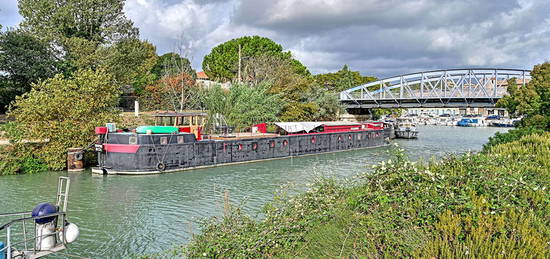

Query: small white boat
[395,118,419,139]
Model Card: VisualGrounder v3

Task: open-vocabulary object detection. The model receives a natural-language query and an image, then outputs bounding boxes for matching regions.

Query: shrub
[182,133,550,258]
[7,69,120,170]
[0,144,48,175]
[483,127,544,150]
[415,209,548,258]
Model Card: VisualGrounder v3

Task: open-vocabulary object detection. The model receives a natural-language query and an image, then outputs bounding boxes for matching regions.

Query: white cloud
[3,0,549,77]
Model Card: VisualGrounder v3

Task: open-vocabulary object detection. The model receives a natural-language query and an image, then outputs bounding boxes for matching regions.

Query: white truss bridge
[340,68,531,109]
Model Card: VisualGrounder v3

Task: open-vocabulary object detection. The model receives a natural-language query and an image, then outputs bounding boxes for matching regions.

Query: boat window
[338,136,342,142]
[283,140,288,146]
[252,143,258,150]
[270,141,275,148]
[311,136,316,144]
[238,143,243,151]
[177,136,185,144]
[160,137,168,145]
[357,134,362,140]
[348,135,352,140]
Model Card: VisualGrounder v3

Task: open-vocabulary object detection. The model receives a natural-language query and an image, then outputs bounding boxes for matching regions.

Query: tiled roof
[196,71,208,79]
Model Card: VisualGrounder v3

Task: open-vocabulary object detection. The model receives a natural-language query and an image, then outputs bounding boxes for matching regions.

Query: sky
[1,0,549,78]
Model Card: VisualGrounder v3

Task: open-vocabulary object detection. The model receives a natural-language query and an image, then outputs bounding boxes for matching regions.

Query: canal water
[0,126,508,258]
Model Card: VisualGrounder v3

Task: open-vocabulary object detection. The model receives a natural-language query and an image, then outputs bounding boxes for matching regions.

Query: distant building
[407,108,460,116]
[406,107,508,117]
[196,71,231,89]
[196,71,209,81]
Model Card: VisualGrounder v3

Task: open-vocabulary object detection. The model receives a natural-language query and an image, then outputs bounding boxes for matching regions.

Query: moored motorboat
[395,118,418,139]
[456,117,485,127]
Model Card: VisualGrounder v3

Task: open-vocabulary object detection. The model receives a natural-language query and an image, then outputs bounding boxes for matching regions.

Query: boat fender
[156,162,166,172]
[59,222,80,244]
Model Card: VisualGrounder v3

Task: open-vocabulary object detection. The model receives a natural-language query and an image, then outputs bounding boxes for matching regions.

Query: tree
[7,69,121,169]
[17,0,152,91]
[139,72,201,112]
[497,62,550,130]
[314,65,377,92]
[140,52,198,111]
[202,83,283,130]
[18,0,138,43]
[202,36,309,82]
[152,52,195,79]
[99,38,158,88]
[0,29,60,112]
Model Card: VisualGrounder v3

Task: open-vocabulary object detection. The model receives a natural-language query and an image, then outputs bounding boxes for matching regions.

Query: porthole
[129,136,137,145]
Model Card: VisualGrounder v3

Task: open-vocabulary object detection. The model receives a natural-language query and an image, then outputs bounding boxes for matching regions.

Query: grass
[173,132,549,258]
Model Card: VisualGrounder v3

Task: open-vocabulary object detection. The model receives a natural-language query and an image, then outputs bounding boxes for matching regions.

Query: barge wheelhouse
[92,118,391,175]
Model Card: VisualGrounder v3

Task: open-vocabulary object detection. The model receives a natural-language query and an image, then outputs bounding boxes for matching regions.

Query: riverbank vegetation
[179,132,549,258]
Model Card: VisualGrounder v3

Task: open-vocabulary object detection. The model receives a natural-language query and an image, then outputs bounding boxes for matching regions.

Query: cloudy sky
[1,0,549,78]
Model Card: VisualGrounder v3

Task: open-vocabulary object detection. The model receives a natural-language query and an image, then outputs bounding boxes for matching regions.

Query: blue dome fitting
[31,203,58,224]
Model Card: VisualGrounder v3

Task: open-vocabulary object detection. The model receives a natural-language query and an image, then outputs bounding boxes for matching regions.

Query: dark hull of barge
[92,129,390,175]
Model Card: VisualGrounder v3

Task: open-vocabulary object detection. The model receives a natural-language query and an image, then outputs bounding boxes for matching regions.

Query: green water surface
[0,126,509,258]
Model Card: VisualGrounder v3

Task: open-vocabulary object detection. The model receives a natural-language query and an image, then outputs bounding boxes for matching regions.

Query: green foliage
[7,69,121,170]
[314,64,377,92]
[415,209,547,258]
[202,36,309,82]
[17,0,155,93]
[497,62,550,130]
[202,83,283,130]
[0,29,60,112]
[182,133,550,258]
[372,108,404,120]
[151,52,194,79]
[0,144,48,175]
[483,126,545,150]
[279,101,320,122]
[98,38,158,88]
[18,0,138,43]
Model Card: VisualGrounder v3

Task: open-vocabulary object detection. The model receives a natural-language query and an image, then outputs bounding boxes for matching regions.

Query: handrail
[0,227,64,253]
[0,211,31,217]
[0,211,66,231]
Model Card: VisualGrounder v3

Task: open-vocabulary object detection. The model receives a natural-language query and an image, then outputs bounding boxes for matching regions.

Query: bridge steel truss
[340,68,531,109]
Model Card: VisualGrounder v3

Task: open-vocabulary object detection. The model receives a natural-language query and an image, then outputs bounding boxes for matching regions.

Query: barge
[92,113,392,175]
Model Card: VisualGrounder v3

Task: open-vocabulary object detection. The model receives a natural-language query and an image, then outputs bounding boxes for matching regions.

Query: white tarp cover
[275,122,324,133]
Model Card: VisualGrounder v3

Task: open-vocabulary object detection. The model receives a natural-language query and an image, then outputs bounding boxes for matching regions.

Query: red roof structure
[196,71,208,80]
